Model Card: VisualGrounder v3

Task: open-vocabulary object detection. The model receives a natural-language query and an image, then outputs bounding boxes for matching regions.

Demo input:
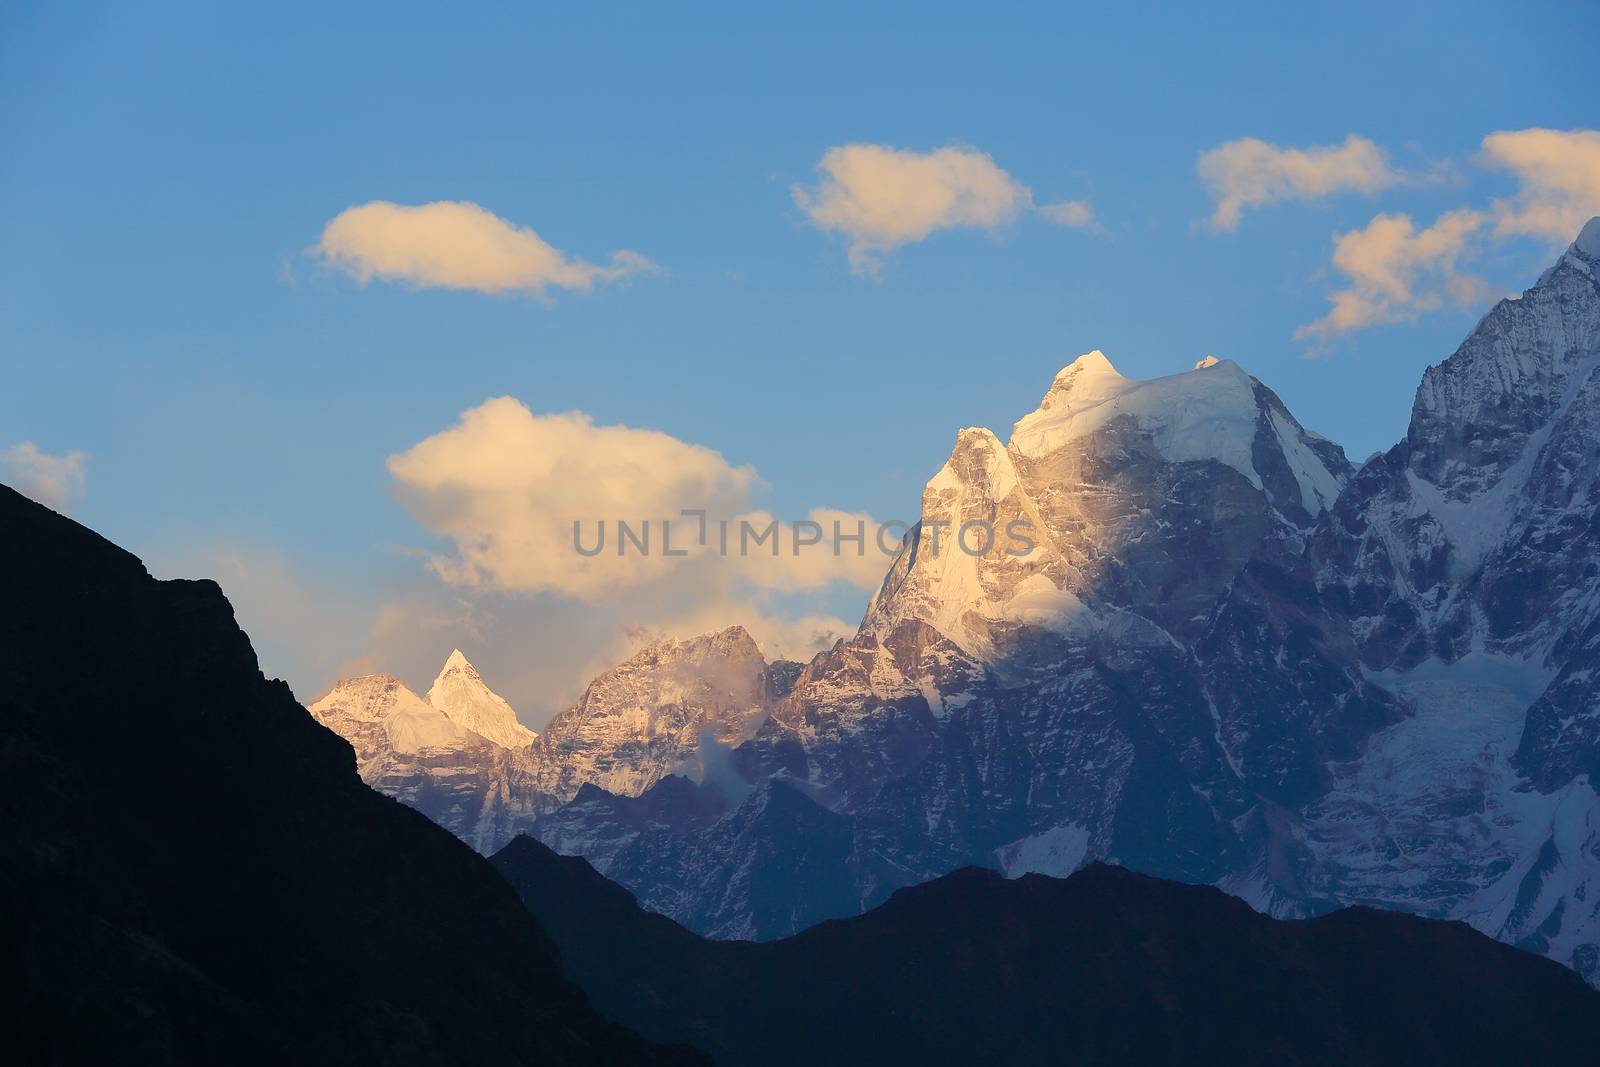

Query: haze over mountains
[314,220,1600,987]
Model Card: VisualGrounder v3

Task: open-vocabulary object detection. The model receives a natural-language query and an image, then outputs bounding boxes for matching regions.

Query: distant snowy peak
[310,651,533,755]
[309,674,475,755]
[428,649,538,749]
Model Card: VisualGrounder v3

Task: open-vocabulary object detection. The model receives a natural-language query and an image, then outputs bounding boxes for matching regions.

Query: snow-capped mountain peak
[310,674,474,755]
[1010,354,1341,514]
[1028,349,1130,421]
[858,352,1352,659]
[427,649,538,749]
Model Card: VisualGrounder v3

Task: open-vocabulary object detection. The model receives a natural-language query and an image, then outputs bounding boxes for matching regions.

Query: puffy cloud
[1480,128,1600,242]
[1198,135,1401,231]
[314,200,657,296]
[387,397,757,598]
[1,441,86,512]
[792,144,1089,274]
[387,396,890,599]
[1294,209,1491,342]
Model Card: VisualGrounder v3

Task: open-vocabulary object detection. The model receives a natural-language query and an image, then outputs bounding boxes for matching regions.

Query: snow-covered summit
[311,650,534,754]
[1028,350,1130,420]
[310,673,475,755]
[1010,353,1343,514]
[428,648,538,749]
[856,350,1351,663]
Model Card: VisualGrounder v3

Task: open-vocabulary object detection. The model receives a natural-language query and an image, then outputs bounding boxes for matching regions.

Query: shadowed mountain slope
[0,485,697,1066]
[494,834,1598,1067]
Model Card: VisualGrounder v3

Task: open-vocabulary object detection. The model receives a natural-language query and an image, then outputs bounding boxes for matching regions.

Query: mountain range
[312,219,1600,988]
[9,480,1597,1062]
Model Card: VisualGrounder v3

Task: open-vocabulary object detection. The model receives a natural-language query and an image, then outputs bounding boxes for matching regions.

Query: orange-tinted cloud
[314,200,657,297]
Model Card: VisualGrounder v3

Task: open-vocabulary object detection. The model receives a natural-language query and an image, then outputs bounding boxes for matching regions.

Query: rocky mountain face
[1210,218,1600,977]
[526,627,792,803]
[313,220,1600,989]
[492,835,1600,1067]
[0,485,695,1065]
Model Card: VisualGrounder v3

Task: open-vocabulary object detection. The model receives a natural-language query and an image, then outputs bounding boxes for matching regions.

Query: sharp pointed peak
[1028,350,1134,421]
[443,648,472,671]
[1055,349,1122,379]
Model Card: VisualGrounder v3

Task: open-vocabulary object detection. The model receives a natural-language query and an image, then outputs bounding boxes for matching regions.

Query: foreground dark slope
[494,835,1599,1067]
[0,486,694,1066]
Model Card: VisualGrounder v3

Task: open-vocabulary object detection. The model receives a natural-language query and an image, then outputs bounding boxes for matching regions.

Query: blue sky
[2,1,1596,721]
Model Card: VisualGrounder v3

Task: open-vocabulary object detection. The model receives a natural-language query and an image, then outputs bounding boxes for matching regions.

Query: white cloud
[387,397,760,598]
[792,144,1089,274]
[1198,134,1401,231]
[1037,199,1095,228]
[387,396,890,599]
[1287,128,1600,346]
[1480,128,1600,242]
[1294,209,1491,343]
[2,441,86,512]
[314,200,657,296]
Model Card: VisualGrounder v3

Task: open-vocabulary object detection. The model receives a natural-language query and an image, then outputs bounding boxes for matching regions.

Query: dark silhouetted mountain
[0,485,699,1066]
[493,835,1599,1067]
